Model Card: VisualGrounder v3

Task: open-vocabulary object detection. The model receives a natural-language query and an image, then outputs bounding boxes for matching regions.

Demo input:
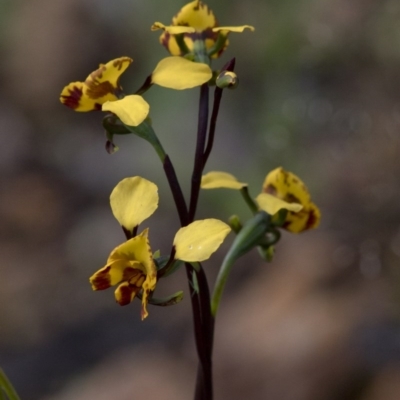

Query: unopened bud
[228,215,242,233]
[105,138,119,154]
[216,71,238,89]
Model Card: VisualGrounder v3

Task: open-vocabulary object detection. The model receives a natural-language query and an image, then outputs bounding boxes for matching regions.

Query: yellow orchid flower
[152,0,254,58]
[90,176,231,318]
[60,57,132,112]
[60,56,212,126]
[201,168,321,233]
[258,167,320,233]
[89,176,158,319]
[90,229,157,320]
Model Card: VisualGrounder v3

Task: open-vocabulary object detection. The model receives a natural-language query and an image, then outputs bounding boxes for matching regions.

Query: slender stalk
[163,155,189,226]
[156,122,213,399]
[187,82,218,400]
[240,187,259,214]
[211,212,270,316]
[211,252,236,317]
[203,58,236,165]
[189,83,209,221]
[203,85,223,166]
[154,78,220,400]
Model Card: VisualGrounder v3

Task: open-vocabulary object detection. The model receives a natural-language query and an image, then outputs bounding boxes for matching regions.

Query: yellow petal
[152,56,212,89]
[156,0,219,57]
[110,177,158,231]
[213,25,255,33]
[151,22,195,34]
[108,230,156,278]
[174,219,231,262]
[85,57,132,93]
[109,230,157,319]
[102,95,150,127]
[201,171,247,190]
[60,81,116,111]
[306,203,321,230]
[89,259,142,290]
[284,202,321,233]
[60,57,132,112]
[261,167,321,233]
[255,193,303,215]
[262,167,311,205]
[60,82,87,110]
[173,1,217,32]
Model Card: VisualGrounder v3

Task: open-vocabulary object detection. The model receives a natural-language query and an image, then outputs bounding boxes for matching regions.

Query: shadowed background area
[1,0,400,399]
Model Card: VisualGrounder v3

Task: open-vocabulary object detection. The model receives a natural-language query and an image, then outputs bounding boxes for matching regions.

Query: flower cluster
[59,0,320,321]
[60,1,254,130]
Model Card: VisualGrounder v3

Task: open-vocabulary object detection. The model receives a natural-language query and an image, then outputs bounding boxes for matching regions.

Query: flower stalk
[54,2,323,400]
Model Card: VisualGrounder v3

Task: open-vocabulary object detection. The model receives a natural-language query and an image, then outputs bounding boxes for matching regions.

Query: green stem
[211,212,270,316]
[0,369,21,400]
[240,187,259,214]
[175,33,191,55]
[131,121,167,163]
[207,32,228,58]
[193,40,211,65]
[211,250,236,317]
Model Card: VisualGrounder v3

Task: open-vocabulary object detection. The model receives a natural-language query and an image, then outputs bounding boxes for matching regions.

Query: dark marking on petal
[122,267,139,281]
[61,85,83,109]
[116,284,134,306]
[263,184,277,196]
[305,207,319,230]
[285,193,301,204]
[128,270,145,286]
[113,58,128,70]
[90,266,112,290]
[86,80,115,100]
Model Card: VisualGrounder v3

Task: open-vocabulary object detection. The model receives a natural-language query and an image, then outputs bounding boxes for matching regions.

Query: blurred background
[1,0,400,399]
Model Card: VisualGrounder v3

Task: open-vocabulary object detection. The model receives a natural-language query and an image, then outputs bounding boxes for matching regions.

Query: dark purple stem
[163,155,189,226]
[203,58,236,166]
[189,83,209,222]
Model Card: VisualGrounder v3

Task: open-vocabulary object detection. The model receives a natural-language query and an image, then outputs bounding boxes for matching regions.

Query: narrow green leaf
[0,368,21,400]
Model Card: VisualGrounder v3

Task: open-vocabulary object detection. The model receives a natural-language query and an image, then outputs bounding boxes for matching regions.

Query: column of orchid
[59,2,320,400]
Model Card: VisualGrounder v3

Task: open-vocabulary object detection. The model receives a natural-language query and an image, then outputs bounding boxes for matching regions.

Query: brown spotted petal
[284,202,321,233]
[262,167,321,233]
[90,230,157,319]
[114,281,143,306]
[60,57,132,112]
[173,1,217,32]
[89,259,142,291]
[60,82,90,111]
[156,0,219,56]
